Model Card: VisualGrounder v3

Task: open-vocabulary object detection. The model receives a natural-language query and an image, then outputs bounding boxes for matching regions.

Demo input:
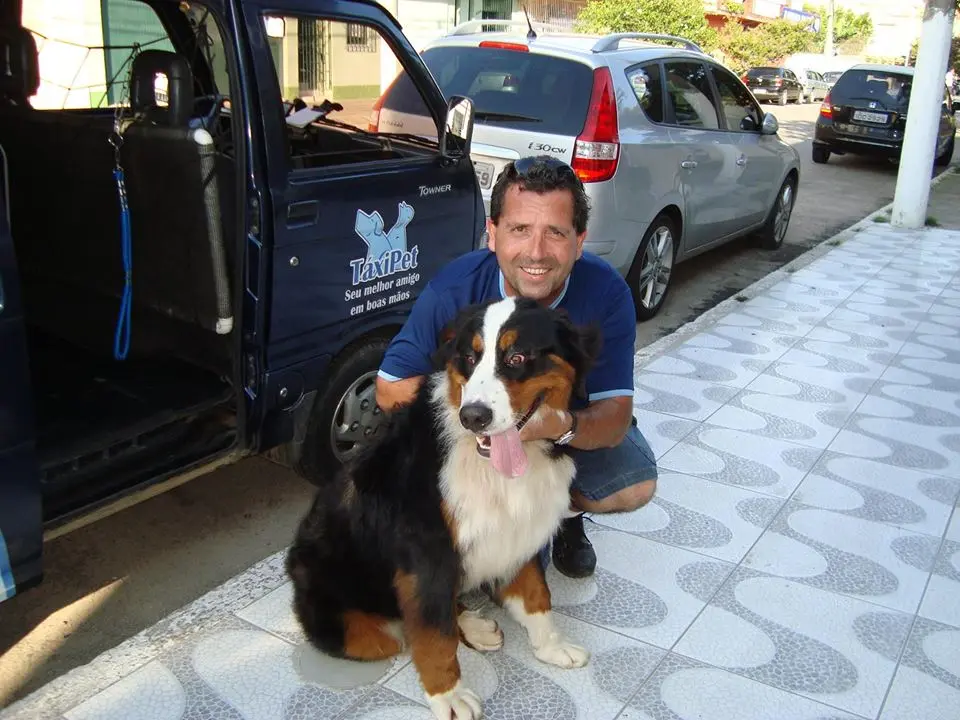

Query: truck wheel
[298,337,392,487]
[812,145,830,164]
[755,176,796,250]
[627,213,677,322]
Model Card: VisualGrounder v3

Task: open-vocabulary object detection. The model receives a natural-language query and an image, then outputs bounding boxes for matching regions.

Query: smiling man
[375,155,658,579]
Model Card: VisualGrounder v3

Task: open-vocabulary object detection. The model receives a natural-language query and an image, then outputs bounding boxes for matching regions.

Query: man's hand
[375,375,424,412]
[518,396,632,450]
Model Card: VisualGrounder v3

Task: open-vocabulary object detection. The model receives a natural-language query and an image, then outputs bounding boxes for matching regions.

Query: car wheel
[778,90,788,106]
[934,134,955,167]
[627,214,677,322]
[755,177,796,250]
[298,336,392,486]
[812,145,830,164]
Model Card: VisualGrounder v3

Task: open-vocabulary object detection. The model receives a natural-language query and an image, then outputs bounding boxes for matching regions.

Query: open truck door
[0,141,43,603]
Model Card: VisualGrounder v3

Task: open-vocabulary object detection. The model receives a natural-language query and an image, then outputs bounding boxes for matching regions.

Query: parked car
[813,63,959,166]
[798,69,830,103]
[741,66,804,105]
[822,70,844,87]
[1,0,484,602]
[374,22,801,321]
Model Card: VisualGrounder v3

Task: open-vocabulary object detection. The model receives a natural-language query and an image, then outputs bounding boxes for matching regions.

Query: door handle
[286,200,319,226]
[680,160,698,169]
[736,155,747,166]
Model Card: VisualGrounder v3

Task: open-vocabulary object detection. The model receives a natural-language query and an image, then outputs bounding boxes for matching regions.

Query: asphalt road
[0,101,956,709]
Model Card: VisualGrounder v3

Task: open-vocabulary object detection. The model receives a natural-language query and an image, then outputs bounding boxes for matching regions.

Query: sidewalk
[4,177,960,720]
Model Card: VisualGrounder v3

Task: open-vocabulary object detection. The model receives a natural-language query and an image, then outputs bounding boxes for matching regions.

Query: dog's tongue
[488,426,528,477]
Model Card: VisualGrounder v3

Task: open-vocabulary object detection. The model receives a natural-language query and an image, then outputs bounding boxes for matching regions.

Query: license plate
[853,110,888,124]
[474,161,495,190]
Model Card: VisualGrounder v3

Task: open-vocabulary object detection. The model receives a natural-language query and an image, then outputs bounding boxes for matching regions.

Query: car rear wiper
[474,111,542,123]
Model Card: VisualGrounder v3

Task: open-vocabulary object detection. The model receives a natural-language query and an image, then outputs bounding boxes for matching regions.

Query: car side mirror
[760,112,779,135]
[440,95,474,161]
[953,100,960,114]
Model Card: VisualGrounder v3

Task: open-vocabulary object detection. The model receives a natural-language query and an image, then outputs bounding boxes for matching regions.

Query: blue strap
[113,167,132,361]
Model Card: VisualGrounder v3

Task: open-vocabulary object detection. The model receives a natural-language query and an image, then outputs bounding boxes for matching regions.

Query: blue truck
[0,0,484,603]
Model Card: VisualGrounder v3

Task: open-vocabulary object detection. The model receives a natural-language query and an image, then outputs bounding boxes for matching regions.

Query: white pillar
[891,0,956,229]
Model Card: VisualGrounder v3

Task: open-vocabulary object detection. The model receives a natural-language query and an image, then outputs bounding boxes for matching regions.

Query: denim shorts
[567,418,659,501]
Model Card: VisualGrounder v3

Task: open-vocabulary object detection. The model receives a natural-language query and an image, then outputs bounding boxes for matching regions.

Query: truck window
[262,13,440,171]
[24,0,175,109]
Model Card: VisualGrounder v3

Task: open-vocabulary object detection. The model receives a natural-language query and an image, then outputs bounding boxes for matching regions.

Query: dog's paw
[534,639,590,669]
[458,610,504,652]
[426,681,483,720]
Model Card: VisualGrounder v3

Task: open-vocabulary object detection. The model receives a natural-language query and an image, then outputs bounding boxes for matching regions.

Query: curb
[632,164,958,368]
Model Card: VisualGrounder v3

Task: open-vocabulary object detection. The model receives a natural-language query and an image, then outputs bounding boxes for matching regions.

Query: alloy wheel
[636,225,674,311]
[773,183,794,245]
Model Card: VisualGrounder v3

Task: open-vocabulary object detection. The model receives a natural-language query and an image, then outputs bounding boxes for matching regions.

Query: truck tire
[298,336,393,487]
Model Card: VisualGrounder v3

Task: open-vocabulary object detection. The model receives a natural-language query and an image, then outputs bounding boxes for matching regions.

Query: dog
[286,296,602,719]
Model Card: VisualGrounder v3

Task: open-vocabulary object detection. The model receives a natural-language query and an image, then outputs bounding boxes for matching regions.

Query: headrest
[130,50,194,126]
[0,27,40,102]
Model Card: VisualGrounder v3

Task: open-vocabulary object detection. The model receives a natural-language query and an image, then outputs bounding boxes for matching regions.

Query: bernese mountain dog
[286,296,602,720]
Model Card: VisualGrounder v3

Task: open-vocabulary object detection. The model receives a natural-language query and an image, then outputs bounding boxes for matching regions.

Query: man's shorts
[568,418,658,501]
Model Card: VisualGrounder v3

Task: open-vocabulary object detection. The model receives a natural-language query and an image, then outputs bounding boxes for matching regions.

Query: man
[375,155,658,579]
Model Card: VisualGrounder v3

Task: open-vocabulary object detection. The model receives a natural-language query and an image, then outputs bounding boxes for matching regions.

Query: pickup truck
[0,0,484,602]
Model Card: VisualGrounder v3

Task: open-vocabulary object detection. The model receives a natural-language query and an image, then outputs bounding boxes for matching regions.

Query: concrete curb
[632,164,958,368]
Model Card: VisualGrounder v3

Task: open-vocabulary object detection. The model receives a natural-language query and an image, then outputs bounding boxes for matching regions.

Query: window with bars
[346,22,376,52]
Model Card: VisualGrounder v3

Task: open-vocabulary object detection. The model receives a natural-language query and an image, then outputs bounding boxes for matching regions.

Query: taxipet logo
[350,201,420,286]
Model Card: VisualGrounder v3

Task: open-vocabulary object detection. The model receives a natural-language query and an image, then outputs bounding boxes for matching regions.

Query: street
[0,101,956,708]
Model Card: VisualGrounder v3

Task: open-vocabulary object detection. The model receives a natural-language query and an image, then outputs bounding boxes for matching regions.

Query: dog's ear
[554,310,603,396]
[430,302,489,370]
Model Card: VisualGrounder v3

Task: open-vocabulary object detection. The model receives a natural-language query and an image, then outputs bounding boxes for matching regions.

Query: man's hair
[489,155,591,235]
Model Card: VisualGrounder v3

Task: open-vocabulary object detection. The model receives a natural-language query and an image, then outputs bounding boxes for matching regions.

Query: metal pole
[891,0,956,229]
[824,0,835,57]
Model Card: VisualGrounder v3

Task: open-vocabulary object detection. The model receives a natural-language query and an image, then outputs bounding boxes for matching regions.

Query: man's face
[487,184,586,305]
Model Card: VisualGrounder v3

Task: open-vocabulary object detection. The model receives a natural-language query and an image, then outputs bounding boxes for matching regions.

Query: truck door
[0,143,43,603]
[237,0,480,470]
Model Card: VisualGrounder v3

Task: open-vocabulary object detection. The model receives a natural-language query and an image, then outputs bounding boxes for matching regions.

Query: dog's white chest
[441,439,575,590]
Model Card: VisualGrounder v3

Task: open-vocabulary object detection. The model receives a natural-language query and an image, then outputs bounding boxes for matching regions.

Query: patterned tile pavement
[3,223,960,720]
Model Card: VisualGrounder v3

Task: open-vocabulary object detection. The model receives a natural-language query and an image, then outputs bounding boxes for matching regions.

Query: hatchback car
[741,66,804,105]
[373,22,801,320]
[813,63,958,166]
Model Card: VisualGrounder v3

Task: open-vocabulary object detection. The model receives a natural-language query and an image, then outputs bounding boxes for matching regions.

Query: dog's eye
[464,354,476,366]
[505,353,526,366]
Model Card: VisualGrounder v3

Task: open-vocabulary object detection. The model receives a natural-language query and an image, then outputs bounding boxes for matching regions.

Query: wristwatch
[554,411,578,446]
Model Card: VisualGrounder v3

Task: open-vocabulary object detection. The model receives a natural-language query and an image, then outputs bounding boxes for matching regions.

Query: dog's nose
[459,403,493,432]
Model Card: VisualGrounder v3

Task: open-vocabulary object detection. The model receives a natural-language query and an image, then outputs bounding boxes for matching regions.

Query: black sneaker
[551,513,596,578]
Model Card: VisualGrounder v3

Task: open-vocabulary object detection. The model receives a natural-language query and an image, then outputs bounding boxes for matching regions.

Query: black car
[813,63,959,166]
[741,66,804,105]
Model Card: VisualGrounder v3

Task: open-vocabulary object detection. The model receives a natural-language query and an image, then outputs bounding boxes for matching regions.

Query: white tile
[674,569,910,717]
[791,452,960,538]
[383,605,665,720]
[590,471,782,563]
[619,653,861,720]
[548,527,733,650]
[743,503,937,613]
[633,374,739,422]
[630,408,699,460]
[917,539,960,628]
[64,663,186,720]
[658,426,821,498]
[879,617,960,720]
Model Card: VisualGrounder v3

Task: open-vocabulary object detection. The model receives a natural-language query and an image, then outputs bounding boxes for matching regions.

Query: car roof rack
[591,32,703,54]
[448,19,569,36]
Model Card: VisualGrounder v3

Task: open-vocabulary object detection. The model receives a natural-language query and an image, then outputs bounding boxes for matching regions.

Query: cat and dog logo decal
[350,201,420,286]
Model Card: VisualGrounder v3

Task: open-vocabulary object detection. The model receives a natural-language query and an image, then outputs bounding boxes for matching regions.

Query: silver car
[374,21,801,320]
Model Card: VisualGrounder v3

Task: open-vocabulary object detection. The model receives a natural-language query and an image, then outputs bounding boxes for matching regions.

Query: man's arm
[520,396,632,449]
[375,374,424,411]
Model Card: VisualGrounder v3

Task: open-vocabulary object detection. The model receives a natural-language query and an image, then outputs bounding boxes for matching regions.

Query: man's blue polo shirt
[378,249,636,404]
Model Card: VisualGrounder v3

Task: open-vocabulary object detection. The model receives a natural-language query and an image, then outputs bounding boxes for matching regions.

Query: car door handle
[736,155,747,166]
[287,200,319,226]
[681,160,698,169]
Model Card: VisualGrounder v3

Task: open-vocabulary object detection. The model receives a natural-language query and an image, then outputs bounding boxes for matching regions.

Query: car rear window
[832,69,912,108]
[415,46,595,137]
[747,67,782,77]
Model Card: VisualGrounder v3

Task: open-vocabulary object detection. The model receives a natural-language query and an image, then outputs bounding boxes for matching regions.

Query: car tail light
[819,92,833,118]
[368,92,385,132]
[572,67,619,183]
[478,41,528,52]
